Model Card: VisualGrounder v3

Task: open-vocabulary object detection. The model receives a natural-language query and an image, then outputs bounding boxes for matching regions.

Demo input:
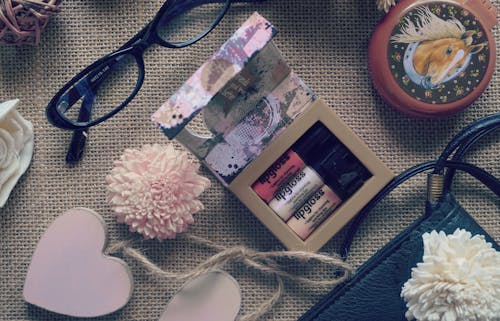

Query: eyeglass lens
[156,2,228,44]
[57,54,140,124]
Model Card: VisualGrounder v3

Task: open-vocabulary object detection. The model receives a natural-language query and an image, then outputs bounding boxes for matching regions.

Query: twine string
[0,0,60,45]
[106,235,352,321]
[183,234,352,286]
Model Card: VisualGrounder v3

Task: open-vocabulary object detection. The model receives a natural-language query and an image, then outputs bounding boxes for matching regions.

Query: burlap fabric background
[0,1,498,320]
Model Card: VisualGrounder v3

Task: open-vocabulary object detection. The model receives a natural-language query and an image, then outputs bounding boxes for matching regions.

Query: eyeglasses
[46,0,264,163]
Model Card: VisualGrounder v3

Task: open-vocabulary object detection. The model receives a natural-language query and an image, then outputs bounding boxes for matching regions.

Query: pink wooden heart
[23,208,133,317]
[159,270,242,321]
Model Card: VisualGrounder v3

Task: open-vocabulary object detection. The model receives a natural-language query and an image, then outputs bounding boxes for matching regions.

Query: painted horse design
[391,7,487,89]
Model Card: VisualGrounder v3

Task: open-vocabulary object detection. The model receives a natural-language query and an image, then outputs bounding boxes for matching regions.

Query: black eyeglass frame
[46,0,235,131]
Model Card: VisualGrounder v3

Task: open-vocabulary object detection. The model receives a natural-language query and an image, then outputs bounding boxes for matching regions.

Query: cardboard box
[229,99,393,251]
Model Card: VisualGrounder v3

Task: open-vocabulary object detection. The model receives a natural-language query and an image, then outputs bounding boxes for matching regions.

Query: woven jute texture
[0,1,498,320]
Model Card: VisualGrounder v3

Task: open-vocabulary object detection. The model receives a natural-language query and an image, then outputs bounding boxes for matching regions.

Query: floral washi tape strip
[152,12,277,140]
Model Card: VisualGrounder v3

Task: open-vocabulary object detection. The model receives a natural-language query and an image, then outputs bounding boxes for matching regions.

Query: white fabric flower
[402,229,500,321]
[0,99,34,208]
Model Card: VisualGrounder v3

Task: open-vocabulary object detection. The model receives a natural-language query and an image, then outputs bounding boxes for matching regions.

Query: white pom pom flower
[401,229,500,321]
[106,144,210,241]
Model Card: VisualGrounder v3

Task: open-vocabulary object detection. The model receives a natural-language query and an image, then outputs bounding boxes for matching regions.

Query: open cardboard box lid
[152,12,279,140]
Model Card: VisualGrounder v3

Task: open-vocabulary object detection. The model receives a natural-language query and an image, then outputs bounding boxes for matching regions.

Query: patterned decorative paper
[152,12,277,139]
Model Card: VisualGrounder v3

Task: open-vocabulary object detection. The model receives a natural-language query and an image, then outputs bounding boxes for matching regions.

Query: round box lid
[369,0,497,118]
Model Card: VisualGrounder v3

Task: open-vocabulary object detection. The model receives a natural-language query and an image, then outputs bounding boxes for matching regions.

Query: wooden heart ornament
[23,208,133,317]
[159,270,242,321]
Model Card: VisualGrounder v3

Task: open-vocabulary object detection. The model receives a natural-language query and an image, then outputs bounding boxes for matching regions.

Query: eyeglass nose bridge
[132,35,156,53]
[130,20,166,53]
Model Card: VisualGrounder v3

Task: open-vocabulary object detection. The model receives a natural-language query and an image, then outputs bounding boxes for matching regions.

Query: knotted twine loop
[0,0,61,46]
[105,235,352,321]
[184,234,352,287]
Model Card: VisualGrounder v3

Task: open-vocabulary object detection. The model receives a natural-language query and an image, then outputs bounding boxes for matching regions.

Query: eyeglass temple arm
[65,62,122,162]
[66,91,95,163]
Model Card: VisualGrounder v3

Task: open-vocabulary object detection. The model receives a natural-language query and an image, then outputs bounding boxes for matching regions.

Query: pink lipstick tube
[287,185,342,240]
[268,166,324,221]
[252,150,306,203]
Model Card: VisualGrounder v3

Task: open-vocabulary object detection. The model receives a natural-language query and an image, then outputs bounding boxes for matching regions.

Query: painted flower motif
[424,90,432,98]
[440,96,448,103]
[106,144,211,240]
[402,229,500,321]
[455,86,465,95]
[393,52,402,62]
[462,9,470,16]
[477,31,484,38]
[402,75,410,85]
[0,99,34,208]
[431,6,441,15]
[478,54,486,62]
[459,71,466,78]
[447,6,457,16]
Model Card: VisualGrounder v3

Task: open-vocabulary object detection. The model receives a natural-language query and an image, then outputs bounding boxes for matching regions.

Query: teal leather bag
[299,113,500,321]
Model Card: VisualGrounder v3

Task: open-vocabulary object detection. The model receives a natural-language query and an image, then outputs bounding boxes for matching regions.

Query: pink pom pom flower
[106,144,210,240]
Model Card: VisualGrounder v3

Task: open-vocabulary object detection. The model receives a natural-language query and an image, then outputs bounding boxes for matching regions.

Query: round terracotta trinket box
[369,0,498,117]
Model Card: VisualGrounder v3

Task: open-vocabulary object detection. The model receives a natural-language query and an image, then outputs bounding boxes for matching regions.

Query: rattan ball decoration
[0,0,61,46]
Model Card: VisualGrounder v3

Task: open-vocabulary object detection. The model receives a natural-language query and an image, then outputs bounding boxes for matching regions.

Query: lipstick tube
[268,166,324,221]
[287,185,342,240]
[252,150,306,203]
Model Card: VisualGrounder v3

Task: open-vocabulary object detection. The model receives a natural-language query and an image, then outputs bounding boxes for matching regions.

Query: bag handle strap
[341,113,500,258]
[433,113,500,175]
[443,125,500,193]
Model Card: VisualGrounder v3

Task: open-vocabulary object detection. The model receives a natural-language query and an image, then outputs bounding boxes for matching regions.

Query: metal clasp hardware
[427,173,444,203]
